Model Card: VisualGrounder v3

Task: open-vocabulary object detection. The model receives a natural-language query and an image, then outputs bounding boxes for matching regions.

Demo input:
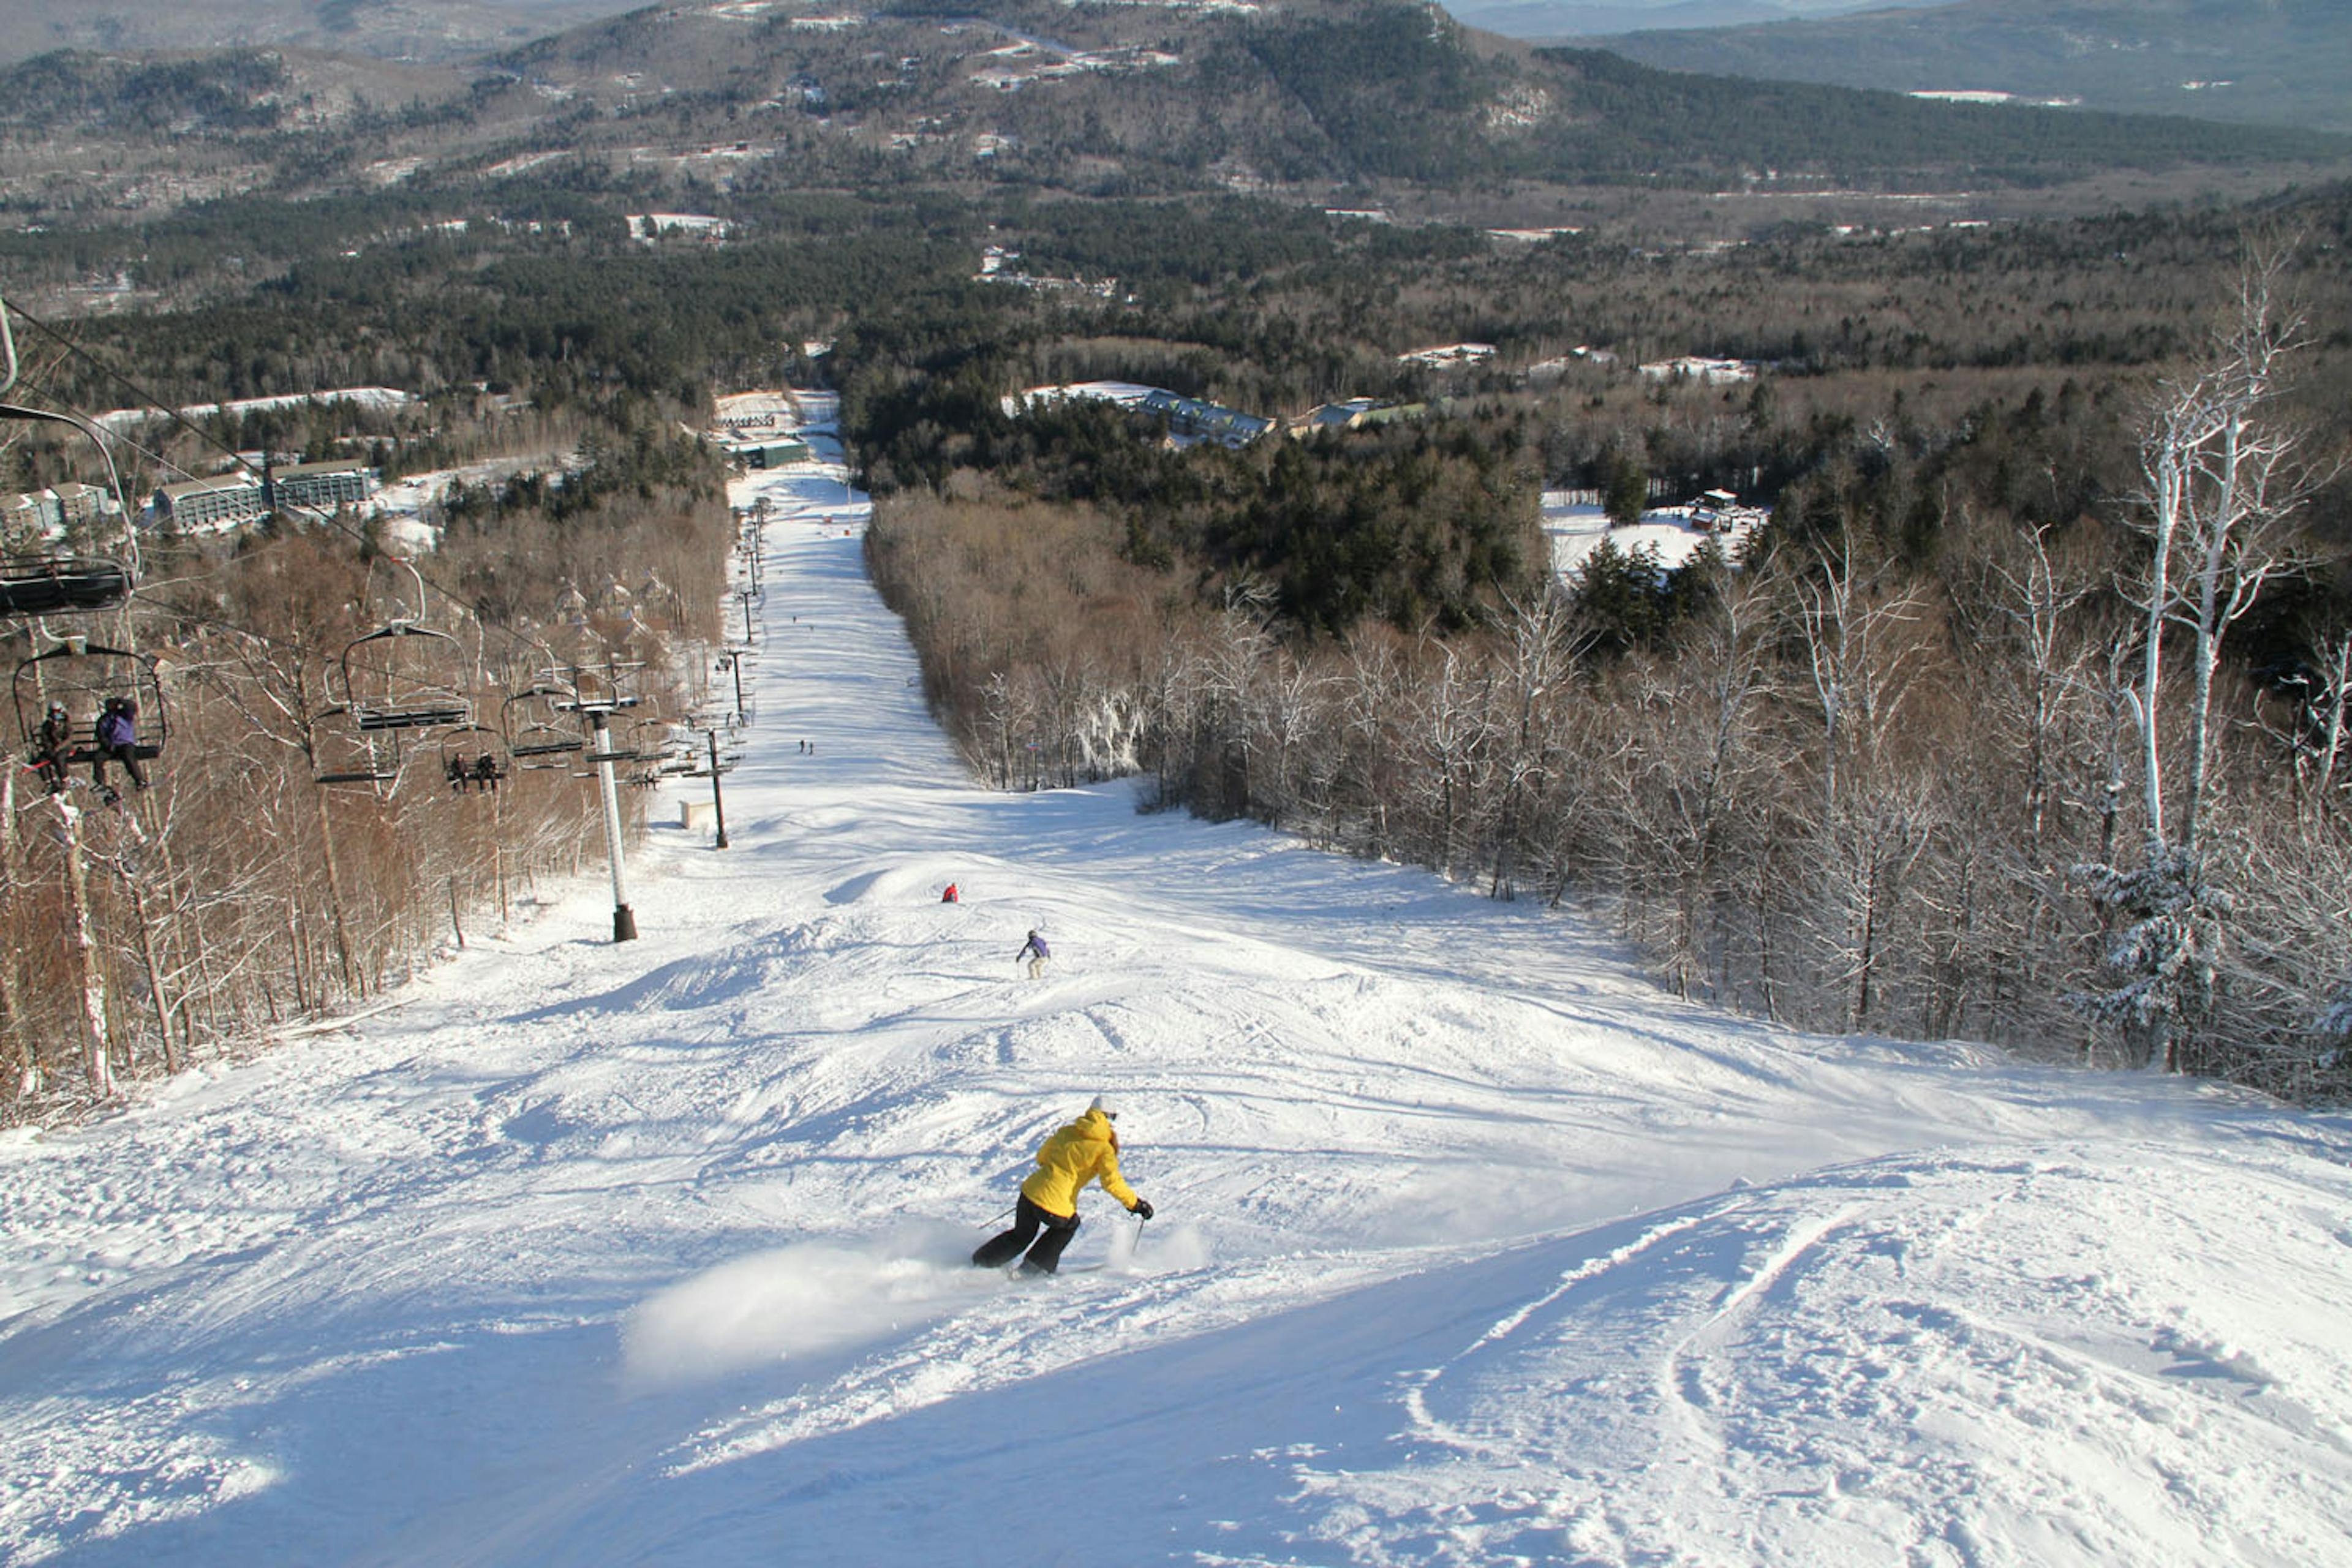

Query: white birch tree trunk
[53,798,114,1099]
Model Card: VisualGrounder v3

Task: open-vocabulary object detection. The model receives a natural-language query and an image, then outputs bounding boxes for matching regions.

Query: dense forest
[845,190,2352,1099]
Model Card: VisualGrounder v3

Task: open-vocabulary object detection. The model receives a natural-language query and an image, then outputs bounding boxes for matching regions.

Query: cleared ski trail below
[5,435,2351,1567]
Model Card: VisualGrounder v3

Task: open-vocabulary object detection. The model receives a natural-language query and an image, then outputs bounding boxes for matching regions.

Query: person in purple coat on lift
[90,695,146,803]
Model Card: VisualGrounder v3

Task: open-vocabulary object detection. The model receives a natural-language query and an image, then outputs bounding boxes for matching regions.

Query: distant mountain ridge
[1443,0,1934,41]
[0,0,2343,228]
[1563,0,2352,135]
[0,0,624,67]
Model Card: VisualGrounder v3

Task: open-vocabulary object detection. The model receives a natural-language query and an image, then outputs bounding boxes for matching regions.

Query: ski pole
[979,1204,1015,1229]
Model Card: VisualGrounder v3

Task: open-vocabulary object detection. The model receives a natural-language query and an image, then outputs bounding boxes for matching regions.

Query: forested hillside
[1,404,732,1116]
[3,0,2345,233]
[0,0,619,67]
[847,189,2352,1097]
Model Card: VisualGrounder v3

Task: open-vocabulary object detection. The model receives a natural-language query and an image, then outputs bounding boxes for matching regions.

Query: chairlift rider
[31,700,72,794]
[90,695,146,802]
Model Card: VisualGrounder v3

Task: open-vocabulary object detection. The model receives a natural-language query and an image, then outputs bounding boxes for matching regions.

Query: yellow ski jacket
[1019,1108,1139,1219]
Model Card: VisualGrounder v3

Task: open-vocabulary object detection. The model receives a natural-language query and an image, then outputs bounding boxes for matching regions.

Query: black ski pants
[92,743,145,791]
[972,1194,1080,1273]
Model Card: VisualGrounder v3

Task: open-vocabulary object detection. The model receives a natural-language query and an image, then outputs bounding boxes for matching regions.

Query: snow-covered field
[94,388,415,433]
[1002,379,1161,417]
[1543,492,1765,582]
[4,417,2351,1566]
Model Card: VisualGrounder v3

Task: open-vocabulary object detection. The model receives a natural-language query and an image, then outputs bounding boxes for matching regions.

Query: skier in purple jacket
[90,696,146,801]
[1016,929,1049,979]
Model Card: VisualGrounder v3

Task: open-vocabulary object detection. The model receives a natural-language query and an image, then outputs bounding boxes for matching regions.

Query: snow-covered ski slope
[6,435,2352,1566]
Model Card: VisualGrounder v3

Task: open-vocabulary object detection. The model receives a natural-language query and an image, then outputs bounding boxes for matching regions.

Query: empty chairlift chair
[337,559,475,734]
[0,556,134,619]
[341,622,473,734]
[0,319,141,619]
[310,713,401,791]
[501,684,586,772]
[313,561,478,792]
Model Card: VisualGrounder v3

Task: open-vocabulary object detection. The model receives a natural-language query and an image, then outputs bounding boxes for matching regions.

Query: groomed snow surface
[6,437,2352,1566]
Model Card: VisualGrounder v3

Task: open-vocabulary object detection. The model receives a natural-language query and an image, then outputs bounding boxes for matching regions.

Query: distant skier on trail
[1016,929,1049,979]
[972,1096,1154,1276]
[941,883,959,903]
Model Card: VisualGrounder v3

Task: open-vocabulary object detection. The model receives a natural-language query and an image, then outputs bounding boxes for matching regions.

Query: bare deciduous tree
[2088,250,2328,1071]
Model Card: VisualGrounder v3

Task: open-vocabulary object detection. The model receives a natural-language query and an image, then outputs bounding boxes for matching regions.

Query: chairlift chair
[510,732,583,770]
[565,690,644,768]
[435,722,507,793]
[13,639,166,772]
[501,684,586,769]
[0,556,135,618]
[311,710,401,791]
[581,733,641,766]
[558,650,646,719]
[650,722,699,773]
[684,741,742,780]
[646,724,699,778]
[628,715,691,759]
[340,622,473,733]
[336,557,473,733]
[0,317,141,618]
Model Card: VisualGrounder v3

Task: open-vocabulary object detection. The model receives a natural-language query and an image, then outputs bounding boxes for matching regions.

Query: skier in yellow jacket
[972,1096,1155,1275]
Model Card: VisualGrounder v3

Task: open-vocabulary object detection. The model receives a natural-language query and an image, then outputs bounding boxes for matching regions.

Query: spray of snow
[622,1225,983,1387]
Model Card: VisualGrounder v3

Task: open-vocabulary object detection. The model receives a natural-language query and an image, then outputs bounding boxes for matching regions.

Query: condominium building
[154,473,268,530]
[2,481,118,540]
[271,459,379,510]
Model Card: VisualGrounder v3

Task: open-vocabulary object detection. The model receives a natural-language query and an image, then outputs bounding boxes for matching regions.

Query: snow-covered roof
[1396,341,1496,368]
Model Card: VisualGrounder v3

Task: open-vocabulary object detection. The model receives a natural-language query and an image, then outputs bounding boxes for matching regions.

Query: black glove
[1131,1198,1154,1221]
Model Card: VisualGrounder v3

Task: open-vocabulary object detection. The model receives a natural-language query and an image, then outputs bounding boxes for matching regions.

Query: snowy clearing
[3,402,2350,1566]
[1544,492,1765,582]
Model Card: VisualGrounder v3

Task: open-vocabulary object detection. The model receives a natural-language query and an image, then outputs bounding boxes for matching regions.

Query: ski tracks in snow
[1273,1147,2352,1567]
[9,451,2352,1567]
